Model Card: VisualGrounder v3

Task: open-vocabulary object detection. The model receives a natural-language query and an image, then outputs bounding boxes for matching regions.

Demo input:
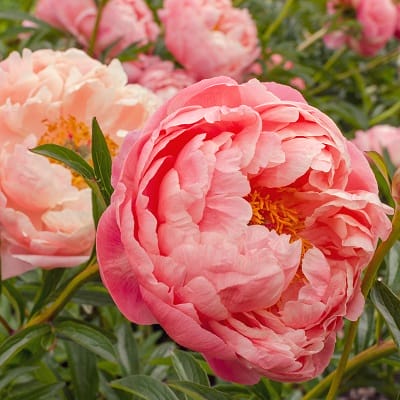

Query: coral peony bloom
[158,0,260,81]
[122,54,195,101]
[0,48,160,279]
[324,0,396,56]
[34,0,159,57]
[353,125,400,167]
[96,77,392,383]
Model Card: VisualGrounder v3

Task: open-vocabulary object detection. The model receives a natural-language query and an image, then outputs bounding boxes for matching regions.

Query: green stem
[262,0,295,43]
[87,0,108,57]
[297,26,328,52]
[369,101,400,126]
[303,340,397,400]
[326,321,359,399]
[0,315,13,334]
[307,48,400,96]
[22,262,99,329]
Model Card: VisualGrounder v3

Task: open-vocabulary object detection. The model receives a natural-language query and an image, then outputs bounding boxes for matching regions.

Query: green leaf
[6,381,64,400]
[371,280,400,348]
[0,325,52,367]
[91,118,113,205]
[168,381,230,400]
[111,375,180,400]
[115,322,140,376]
[55,319,117,362]
[65,341,99,400]
[0,10,56,28]
[171,350,209,386]
[30,144,95,181]
[30,269,66,317]
[0,366,37,391]
[2,281,26,326]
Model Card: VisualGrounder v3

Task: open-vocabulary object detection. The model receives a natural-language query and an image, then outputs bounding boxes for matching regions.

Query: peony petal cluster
[0,48,160,279]
[33,0,159,57]
[353,124,400,167]
[158,0,260,81]
[324,0,396,56]
[96,77,392,383]
[122,54,195,101]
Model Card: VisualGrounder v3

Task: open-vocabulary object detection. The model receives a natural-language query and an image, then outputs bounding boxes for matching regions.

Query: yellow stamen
[38,116,118,189]
[246,189,312,257]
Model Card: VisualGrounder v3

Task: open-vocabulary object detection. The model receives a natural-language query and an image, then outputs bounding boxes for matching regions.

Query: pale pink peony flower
[353,124,400,167]
[324,0,396,56]
[158,0,260,81]
[34,0,159,57]
[0,48,160,279]
[122,54,196,101]
[96,77,392,383]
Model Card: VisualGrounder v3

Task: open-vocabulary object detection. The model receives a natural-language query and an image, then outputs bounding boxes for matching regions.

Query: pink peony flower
[122,54,196,101]
[158,0,260,81]
[0,48,160,279]
[353,124,400,167]
[96,77,392,383]
[34,0,159,57]
[324,0,396,56]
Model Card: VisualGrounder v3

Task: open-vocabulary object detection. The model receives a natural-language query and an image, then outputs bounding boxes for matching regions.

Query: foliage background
[0,0,400,399]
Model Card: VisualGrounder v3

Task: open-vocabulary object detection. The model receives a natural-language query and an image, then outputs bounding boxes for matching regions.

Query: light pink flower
[96,77,392,383]
[0,48,160,279]
[122,54,195,101]
[353,124,400,167]
[324,0,396,56]
[158,0,260,81]
[34,0,159,57]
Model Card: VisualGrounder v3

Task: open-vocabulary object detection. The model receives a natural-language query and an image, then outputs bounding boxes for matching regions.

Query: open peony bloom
[324,0,396,56]
[158,0,260,81]
[122,54,196,102]
[0,48,160,279]
[33,0,159,57]
[96,77,392,383]
[353,124,400,167]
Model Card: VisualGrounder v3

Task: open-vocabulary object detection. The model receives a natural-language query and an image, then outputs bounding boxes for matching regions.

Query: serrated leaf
[7,381,64,400]
[371,280,400,348]
[111,375,180,400]
[91,118,113,205]
[55,319,117,362]
[0,325,52,367]
[30,144,95,181]
[116,322,140,376]
[171,350,209,386]
[65,341,99,400]
[168,381,230,400]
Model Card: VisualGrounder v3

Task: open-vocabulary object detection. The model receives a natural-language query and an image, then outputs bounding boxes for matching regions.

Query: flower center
[38,116,118,189]
[246,189,312,256]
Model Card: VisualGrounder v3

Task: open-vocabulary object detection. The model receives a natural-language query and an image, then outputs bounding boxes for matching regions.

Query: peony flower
[33,0,159,57]
[353,124,400,167]
[158,0,260,81]
[0,48,160,279]
[324,0,396,56]
[96,77,392,383]
[122,54,195,101]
